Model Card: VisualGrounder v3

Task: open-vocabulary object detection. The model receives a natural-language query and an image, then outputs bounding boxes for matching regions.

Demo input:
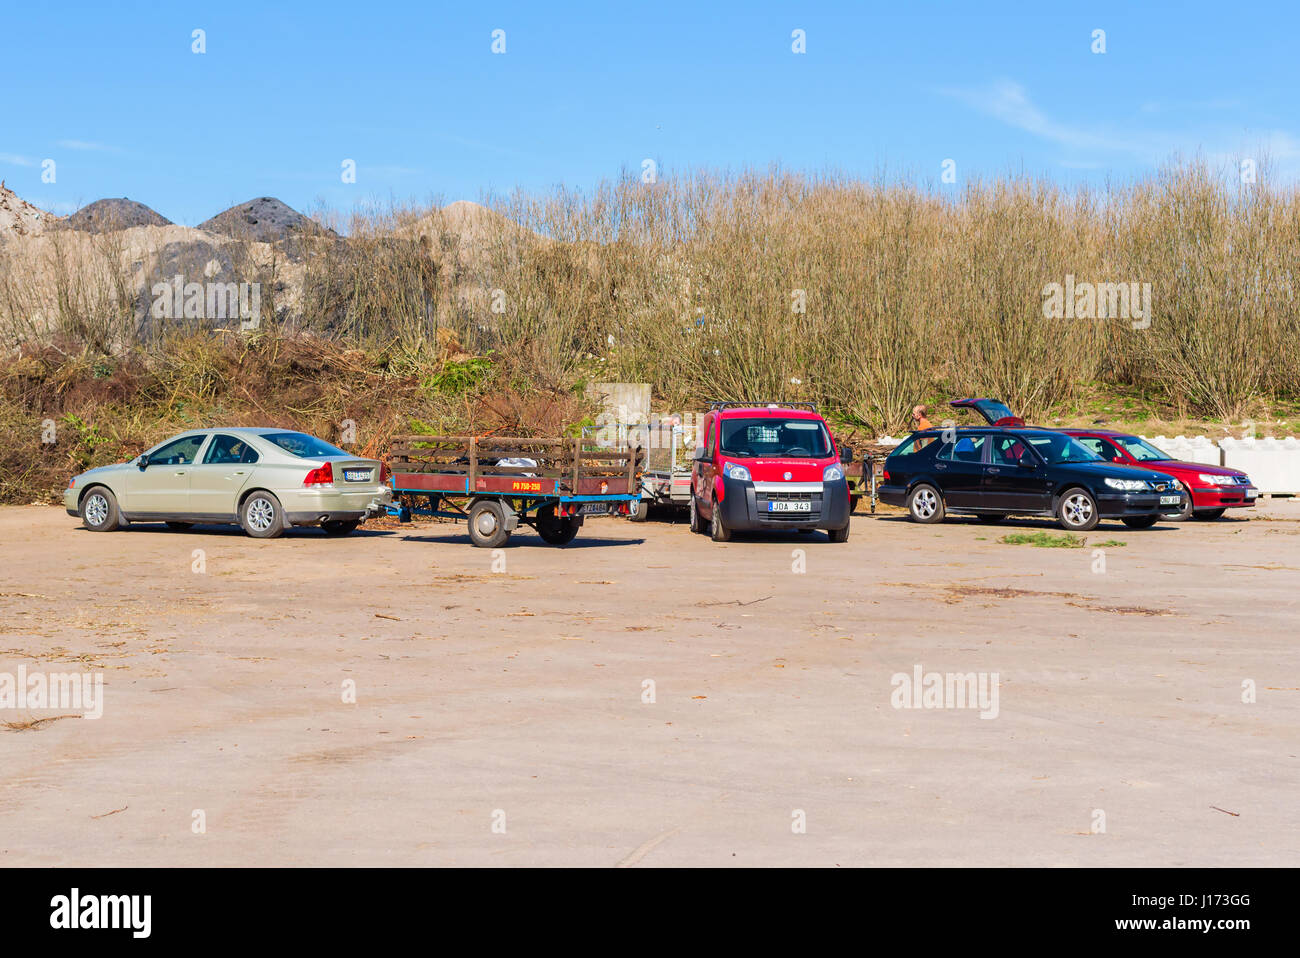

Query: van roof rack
[708,401,818,413]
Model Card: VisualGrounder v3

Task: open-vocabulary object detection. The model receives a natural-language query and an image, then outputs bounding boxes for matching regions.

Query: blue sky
[1,1,1295,225]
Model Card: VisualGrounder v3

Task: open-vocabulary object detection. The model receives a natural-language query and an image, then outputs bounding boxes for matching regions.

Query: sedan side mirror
[137,454,151,470]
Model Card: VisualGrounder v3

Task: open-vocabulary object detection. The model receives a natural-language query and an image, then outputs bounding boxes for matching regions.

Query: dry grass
[1,160,1297,501]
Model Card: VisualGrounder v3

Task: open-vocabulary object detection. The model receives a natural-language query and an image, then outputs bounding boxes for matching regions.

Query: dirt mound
[0,182,59,240]
[199,197,335,243]
[61,198,171,233]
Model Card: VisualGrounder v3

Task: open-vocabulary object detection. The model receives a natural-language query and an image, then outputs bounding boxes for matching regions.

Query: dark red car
[1063,430,1257,521]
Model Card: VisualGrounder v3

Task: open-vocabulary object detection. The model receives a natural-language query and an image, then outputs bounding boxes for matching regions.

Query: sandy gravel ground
[2,501,1298,866]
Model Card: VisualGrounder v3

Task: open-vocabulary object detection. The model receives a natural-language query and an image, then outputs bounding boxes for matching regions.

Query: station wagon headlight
[823,464,844,481]
[1198,473,1234,486]
[1104,478,1146,491]
[723,462,751,481]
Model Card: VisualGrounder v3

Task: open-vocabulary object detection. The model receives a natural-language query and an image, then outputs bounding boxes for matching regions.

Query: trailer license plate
[1159,494,1180,505]
[768,501,811,512]
[579,502,611,515]
[344,469,372,482]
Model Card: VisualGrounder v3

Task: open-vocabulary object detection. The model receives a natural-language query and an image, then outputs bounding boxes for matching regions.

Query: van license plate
[1159,495,1180,505]
[768,501,811,512]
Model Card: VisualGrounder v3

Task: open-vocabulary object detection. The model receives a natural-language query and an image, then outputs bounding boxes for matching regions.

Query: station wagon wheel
[240,491,285,539]
[80,486,121,532]
[467,499,511,548]
[1056,488,1099,531]
[536,504,580,545]
[906,484,945,524]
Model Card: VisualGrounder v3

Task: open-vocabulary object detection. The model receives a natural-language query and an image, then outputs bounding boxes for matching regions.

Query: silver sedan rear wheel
[240,492,285,539]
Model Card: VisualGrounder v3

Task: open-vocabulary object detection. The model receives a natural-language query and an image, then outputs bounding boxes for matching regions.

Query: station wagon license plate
[1159,494,1180,505]
[343,469,372,482]
[579,502,611,515]
[768,501,811,513]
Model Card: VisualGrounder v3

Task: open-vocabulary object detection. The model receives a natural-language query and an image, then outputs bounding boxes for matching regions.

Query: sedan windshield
[1114,436,1171,461]
[719,418,832,458]
[1023,433,1103,465]
[262,432,347,459]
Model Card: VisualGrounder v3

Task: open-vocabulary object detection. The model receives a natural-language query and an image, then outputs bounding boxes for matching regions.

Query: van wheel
[828,522,850,543]
[1121,515,1159,529]
[80,486,122,532]
[467,499,511,548]
[240,492,285,539]
[709,497,731,542]
[1056,488,1099,531]
[689,494,706,534]
[1193,508,1227,521]
[907,484,945,524]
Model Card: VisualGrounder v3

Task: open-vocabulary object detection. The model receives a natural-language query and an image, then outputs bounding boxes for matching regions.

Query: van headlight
[1198,473,1234,486]
[1104,478,1146,491]
[823,464,844,481]
[723,462,751,481]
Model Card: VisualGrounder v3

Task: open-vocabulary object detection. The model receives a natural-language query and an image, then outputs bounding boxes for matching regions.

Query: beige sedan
[64,428,392,538]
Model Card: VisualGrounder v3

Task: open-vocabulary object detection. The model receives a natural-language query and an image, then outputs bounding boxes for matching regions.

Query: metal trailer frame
[386,435,645,547]
[584,421,693,520]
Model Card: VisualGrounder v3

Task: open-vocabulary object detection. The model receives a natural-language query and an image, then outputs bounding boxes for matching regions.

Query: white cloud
[0,152,37,167]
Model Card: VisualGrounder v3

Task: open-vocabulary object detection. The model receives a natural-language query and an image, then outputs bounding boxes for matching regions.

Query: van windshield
[719,418,832,458]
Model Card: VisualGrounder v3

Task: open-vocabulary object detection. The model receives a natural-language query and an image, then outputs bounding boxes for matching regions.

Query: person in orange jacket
[912,404,932,430]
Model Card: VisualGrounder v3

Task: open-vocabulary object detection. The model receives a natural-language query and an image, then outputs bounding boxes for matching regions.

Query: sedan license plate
[343,469,372,482]
[768,500,811,513]
[579,502,611,515]
[1159,494,1180,505]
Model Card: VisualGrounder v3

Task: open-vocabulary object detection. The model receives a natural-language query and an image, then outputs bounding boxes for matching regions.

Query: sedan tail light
[881,470,891,484]
[303,462,334,486]
[378,461,390,483]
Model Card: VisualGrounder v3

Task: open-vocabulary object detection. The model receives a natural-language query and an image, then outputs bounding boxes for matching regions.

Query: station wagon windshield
[719,418,832,458]
[1024,433,1103,465]
[263,432,347,458]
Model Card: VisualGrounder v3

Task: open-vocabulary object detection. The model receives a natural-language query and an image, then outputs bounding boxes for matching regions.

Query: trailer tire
[536,504,580,545]
[628,496,651,522]
[467,499,511,548]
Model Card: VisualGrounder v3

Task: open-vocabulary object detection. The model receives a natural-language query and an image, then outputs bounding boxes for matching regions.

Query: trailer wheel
[536,504,580,545]
[467,499,511,548]
[628,496,651,522]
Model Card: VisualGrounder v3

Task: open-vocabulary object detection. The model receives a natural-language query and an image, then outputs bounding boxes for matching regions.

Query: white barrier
[1218,437,1300,495]
[1145,435,1221,466]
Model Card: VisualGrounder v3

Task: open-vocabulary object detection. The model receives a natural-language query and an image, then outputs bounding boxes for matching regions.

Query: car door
[188,434,258,519]
[934,434,988,507]
[695,413,718,516]
[986,434,1051,512]
[130,433,208,515]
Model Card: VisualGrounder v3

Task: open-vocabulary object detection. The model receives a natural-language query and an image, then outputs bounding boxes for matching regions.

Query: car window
[1076,437,1123,462]
[262,432,347,459]
[991,435,1032,466]
[1114,436,1171,462]
[939,434,987,464]
[705,418,717,457]
[204,434,260,466]
[893,434,938,457]
[1023,433,1103,465]
[148,434,205,466]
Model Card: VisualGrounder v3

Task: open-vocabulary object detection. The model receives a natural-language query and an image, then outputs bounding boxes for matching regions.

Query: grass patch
[999,532,1087,549]
[1091,539,1128,548]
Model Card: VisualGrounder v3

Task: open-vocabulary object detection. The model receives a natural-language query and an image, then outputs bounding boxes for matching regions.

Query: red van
[688,402,852,542]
